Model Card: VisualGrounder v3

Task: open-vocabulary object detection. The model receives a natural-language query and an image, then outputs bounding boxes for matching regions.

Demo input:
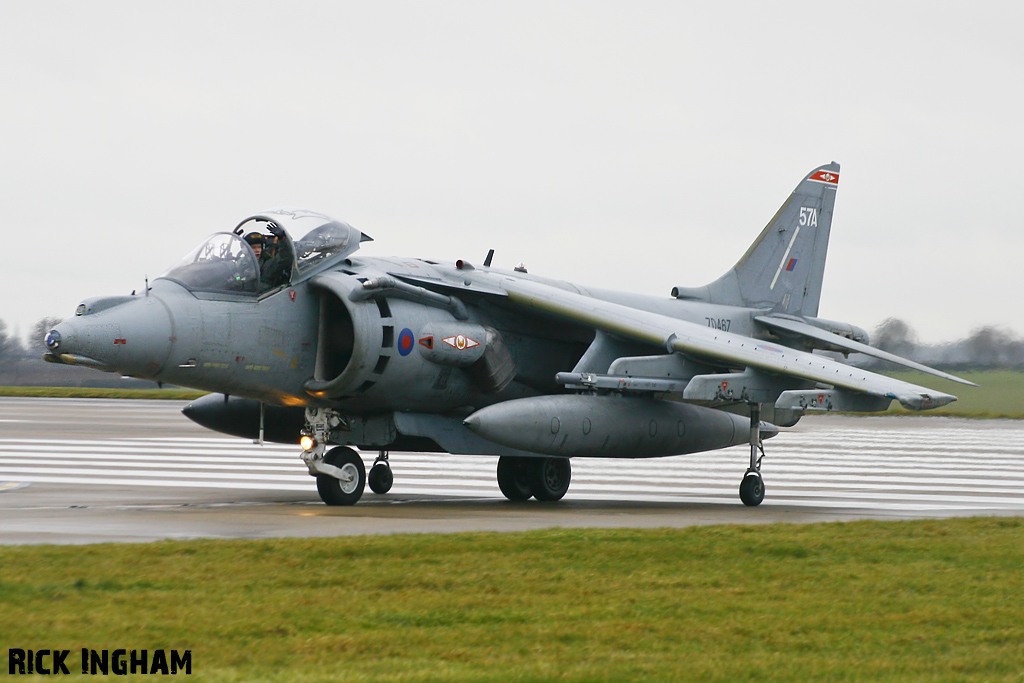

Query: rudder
[676,162,840,317]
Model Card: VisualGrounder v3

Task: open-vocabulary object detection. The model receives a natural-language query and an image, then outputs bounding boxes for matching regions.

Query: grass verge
[0,386,207,400]
[2,518,1023,682]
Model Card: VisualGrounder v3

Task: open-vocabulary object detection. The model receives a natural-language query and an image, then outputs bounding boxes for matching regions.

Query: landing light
[300,435,317,452]
[45,330,61,351]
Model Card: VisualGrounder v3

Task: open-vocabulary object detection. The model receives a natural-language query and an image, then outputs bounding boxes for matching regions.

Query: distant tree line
[0,316,62,360]
[869,318,1024,370]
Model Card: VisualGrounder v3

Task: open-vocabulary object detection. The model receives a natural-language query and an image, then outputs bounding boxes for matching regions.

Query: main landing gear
[739,403,766,507]
[496,456,571,502]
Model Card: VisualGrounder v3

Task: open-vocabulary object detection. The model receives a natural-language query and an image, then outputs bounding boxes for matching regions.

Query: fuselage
[46,252,769,415]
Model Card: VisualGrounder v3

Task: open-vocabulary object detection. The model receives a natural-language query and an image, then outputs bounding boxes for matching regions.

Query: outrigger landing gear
[368,450,394,494]
[739,403,766,507]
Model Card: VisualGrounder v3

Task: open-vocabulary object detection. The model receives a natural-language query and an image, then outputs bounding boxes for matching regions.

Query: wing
[500,277,958,412]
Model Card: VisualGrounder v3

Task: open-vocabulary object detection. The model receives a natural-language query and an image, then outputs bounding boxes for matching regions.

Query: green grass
[2,519,1023,682]
[0,386,207,400]
[880,370,1024,418]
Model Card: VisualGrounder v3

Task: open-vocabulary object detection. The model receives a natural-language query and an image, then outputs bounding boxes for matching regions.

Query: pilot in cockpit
[243,231,267,259]
[244,223,293,292]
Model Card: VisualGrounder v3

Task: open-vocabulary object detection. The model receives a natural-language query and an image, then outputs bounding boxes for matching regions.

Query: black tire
[739,470,765,507]
[368,462,394,494]
[316,447,366,506]
[496,456,533,501]
[527,457,571,502]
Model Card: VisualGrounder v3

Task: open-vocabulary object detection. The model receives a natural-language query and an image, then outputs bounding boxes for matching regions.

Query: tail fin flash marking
[769,225,801,290]
[809,170,839,184]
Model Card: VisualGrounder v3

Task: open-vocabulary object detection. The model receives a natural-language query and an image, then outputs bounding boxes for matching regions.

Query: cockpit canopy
[159,209,371,295]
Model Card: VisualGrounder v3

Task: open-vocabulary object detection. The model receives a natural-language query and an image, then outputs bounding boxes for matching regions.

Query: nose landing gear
[301,407,370,506]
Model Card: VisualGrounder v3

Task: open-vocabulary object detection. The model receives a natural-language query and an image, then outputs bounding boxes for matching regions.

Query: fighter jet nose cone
[48,320,79,353]
[45,296,174,379]
[462,414,480,431]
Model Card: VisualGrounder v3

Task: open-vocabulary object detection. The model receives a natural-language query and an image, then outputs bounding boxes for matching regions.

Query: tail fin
[674,162,839,317]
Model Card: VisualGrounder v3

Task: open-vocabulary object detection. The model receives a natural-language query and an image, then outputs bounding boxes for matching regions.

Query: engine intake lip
[303,272,382,399]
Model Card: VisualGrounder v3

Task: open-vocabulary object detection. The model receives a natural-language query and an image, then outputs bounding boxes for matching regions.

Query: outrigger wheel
[316,446,366,506]
[739,470,765,506]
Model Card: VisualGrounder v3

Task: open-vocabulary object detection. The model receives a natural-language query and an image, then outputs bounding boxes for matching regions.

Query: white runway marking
[2,417,1022,512]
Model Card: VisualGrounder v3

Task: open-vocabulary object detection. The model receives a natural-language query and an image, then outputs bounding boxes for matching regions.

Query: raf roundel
[397,328,415,356]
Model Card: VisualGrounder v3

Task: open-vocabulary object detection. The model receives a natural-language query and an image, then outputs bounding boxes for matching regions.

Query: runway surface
[1,397,1022,544]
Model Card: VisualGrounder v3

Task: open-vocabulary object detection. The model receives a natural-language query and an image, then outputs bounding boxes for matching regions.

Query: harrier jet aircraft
[44,162,971,507]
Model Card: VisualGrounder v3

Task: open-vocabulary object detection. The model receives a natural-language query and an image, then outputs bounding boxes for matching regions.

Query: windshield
[158,209,367,295]
[160,233,260,294]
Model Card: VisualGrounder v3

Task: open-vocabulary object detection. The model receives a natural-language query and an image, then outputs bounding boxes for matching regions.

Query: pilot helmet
[243,232,266,247]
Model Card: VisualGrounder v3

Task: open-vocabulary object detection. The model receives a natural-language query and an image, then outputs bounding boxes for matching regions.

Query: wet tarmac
[2,397,1022,544]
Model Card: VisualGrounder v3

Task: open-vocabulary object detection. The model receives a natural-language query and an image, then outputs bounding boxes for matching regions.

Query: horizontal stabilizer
[754,315,977,387]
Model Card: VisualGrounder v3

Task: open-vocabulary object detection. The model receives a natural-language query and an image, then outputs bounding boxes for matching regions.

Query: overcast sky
[2,2,1021,346]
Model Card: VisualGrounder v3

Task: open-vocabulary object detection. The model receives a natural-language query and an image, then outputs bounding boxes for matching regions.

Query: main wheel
[496,456,533,501]
[527,457,571,502]
[739,470,765,507]
[368,462,394,494]
[316,447,366,506]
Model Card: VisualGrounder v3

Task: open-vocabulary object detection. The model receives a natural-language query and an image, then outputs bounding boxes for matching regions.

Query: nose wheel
[315,446,366,506]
